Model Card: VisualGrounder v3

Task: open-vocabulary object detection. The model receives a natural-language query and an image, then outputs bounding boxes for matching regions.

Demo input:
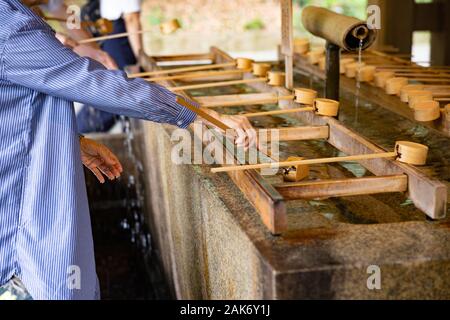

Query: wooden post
[369,0,450,65]
[430,0,450,66]
[325,42,341,102]
[280,0,294,89]
[367,0,414,54]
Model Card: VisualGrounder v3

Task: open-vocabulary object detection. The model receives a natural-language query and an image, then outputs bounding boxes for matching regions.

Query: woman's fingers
[246,127,257,150]
[80,138,123,183]
[89,166,106,184]
[98,164,116,181]
[200,110,257,150]
[234,128,247,148]
[231,116,257,150]
[241,117,257,149]
[98,146,123,178]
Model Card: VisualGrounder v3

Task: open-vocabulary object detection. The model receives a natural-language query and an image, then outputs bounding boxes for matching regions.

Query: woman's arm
[3,22,195,127]
[2,21,257,149]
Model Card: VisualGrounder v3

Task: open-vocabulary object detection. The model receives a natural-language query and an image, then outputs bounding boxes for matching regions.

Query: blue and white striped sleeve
[2,20,197,128]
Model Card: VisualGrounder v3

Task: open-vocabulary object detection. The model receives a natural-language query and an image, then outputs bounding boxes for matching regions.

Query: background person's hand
[54,33,118,70]
[55,32,78,49]
[73,45,119,70]
[80,137,123,183]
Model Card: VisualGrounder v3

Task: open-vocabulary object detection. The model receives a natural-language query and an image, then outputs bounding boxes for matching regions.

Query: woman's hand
[80,137,123,183]
[197,108,257,150]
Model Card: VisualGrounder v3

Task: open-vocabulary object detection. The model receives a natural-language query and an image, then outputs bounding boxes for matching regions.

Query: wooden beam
[211,46,236,64]
[259,126,329,141]
[229,169,286,235]
[385,0,414,55]
[274,175,408,200]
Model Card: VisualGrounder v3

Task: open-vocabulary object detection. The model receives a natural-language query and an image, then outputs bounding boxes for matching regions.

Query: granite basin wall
[136,122,268,299]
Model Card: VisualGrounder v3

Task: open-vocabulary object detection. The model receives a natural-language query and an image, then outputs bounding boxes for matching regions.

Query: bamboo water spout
[301,6,377,100]
[301,6,376,52]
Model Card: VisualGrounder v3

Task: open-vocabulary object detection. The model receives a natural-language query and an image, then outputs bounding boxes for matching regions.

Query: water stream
[354,39,364,125]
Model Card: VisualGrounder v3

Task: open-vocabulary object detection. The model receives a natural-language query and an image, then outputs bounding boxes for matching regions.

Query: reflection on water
[297,75,450,186]
[294,73,450,222]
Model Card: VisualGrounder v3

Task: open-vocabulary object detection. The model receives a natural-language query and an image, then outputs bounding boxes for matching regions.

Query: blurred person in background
[76,0,144,132]
[37,0,144,132]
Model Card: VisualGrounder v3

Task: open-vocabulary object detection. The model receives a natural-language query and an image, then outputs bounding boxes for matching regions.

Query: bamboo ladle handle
[202,95,295,108]
[146,69,249,82]
[129,62,236,78]
[211,151,397,173]
[175,97,234,134]
[407,78,450,83]
[79,19,180,44]
[211,141,428,173]
[169,78,268,92]
[79,29,151,44]
[395,74,450,79]
[44,16,68,23]
[169,71,285,91]
[242,107,314,118]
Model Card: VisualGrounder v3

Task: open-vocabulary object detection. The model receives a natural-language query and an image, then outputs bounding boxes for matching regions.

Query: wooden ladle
[129,58,252,78]
[211,141,428,174]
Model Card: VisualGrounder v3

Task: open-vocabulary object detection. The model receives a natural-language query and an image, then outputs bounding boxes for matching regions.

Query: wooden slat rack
[139,47,447,235]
